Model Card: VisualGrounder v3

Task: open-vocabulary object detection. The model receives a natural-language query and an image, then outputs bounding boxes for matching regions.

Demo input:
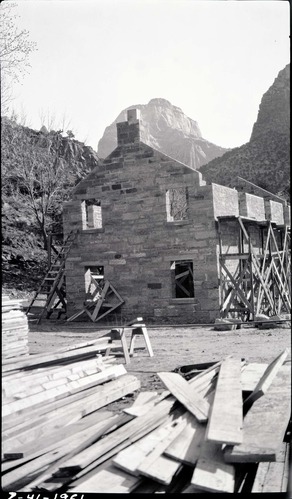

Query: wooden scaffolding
[66,272,124,323]
[217,215,291,321]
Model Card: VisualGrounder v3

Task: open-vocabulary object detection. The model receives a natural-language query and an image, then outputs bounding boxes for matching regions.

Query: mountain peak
[98,98,228,168]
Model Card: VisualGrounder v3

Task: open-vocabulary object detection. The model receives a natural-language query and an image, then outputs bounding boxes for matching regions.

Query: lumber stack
[1,349,290,494]
[1,340,141,492]
[2,294,29,360]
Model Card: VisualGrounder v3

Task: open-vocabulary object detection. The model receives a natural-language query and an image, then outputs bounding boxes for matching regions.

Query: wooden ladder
[26,231,77,323]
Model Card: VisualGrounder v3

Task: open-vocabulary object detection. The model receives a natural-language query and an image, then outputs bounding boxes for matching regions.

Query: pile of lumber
[2,294,29,359]
[1,339,141,491]
[2,348,290,494]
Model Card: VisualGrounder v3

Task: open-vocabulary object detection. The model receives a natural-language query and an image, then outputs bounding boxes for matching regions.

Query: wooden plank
[3,372,138,430]
[241,362,268,391]
[136,416,186,484]
[251,443,288,493]
[4,365,123,415]
[1,410,114,465]
[3,357,105,400]
[3,364,127,416]
[191,441,235,493]
[57,397,176,474]
[89,280,110,321]
[69,460,142,493]
[164,411,206,466]
[123,391,170,417]
[2,410,81,456]
[113,417,177,476]
[281,442,290,492]
[20,414,131,493]
[2,341,111,371]
[113,409,185,477]
[132,391,158,407]
[141,326,154,357]
[2,415,120,490]
[118,328,131,364]
[262,462,286,492]
[243,348,289,409]
[3,351,105,380]
[35,365,221,490]
[23,404,173,492]
[224,366,291,462]
[205,357,243,445]
[157,372,210,422]
[56,336,115,353]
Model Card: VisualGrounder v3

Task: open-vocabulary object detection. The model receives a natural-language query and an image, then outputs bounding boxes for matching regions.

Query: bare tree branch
[0,1,37,114]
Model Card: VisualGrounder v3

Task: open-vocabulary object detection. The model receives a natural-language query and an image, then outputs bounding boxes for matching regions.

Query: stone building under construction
[63,109,291,324]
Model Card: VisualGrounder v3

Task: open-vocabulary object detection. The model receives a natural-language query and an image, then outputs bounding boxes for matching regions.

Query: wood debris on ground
[1,342,290,494]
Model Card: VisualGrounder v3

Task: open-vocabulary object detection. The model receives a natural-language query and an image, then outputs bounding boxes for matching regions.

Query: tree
[18,135,68,249]
[0,1,37,114]
[1,119,68,249]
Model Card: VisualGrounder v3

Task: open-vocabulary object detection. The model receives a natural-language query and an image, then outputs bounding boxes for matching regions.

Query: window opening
[166,188,188,222]
[171,260,194,298]
[84,266,104,303]
[82,199,102,229]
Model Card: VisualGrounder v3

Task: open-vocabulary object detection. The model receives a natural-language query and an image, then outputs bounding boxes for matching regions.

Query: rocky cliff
[200,64,290,199]
[98,98,228,169]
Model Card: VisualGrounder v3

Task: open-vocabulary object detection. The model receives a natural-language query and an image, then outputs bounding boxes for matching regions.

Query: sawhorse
[104,317,154,364]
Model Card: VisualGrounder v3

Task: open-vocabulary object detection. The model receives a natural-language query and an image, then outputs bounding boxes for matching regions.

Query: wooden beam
[205,357,243,445]
[57,398,176,475]
[131,391,158,407]
[136,416,186,485]
[251,442,289,493]
[243,348,289,409]
[164,411,206,466]
[220,262,253,312]
[191,440,236,493]
[3,356,104,400]
[240,362,268,392]
[69,459,142,493]
[3,364,127,417]
[157,372,210,422]
[220,253,250,260]
[113,409,186,483]
[113,413,181,476]
[224,365,291,462]
[2,410,114,462]
[2,341,111,371]
[2,415,120,490]
[18,414,131,492]
[123,391,170,417]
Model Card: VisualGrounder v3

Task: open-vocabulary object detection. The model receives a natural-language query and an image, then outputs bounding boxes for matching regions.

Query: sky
[4,0,290,151]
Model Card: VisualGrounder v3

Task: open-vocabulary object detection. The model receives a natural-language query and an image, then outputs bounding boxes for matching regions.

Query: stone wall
[64,138,222,324]
[63,112,289,324]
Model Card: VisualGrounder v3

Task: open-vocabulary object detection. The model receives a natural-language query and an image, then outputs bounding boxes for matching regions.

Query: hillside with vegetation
[1,117,101,295]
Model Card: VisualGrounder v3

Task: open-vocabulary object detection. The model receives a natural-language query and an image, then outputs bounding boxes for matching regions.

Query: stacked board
[2,294,29,359]
[1,348,290,494]
[1,338,141,491]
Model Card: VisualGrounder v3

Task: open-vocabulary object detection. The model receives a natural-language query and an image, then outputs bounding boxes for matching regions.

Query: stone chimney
[116,108,141,147]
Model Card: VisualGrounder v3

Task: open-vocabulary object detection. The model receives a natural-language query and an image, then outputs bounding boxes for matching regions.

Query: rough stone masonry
[63,109,290,324]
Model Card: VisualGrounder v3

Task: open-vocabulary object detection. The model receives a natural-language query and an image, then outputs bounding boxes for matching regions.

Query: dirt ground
[28,319,291,409]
